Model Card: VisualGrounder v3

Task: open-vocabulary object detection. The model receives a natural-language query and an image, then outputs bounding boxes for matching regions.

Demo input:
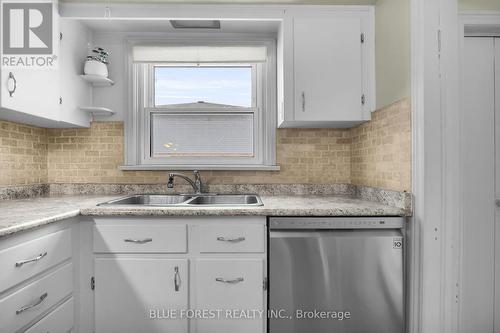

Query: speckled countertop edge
[0,193,410,238]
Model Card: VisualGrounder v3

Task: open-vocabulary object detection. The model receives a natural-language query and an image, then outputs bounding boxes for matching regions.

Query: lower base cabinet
[0,223,75,333]
[92,217,267,333]
[193,259,265,333]
[94,258,188,333]
[24,297,74,333]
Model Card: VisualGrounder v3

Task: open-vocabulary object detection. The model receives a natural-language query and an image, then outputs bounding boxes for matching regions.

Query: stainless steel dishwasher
[269,217,405,333]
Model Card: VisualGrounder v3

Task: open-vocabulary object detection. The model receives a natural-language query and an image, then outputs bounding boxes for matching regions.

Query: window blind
[151,113,254,158]
[133,45,267,63]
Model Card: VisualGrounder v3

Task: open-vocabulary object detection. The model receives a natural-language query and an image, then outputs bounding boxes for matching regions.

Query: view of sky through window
[154,66,252,107]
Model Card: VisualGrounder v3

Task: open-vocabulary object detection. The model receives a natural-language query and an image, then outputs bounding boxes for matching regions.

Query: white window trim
[121,36,279,171]
[143,62,261,165]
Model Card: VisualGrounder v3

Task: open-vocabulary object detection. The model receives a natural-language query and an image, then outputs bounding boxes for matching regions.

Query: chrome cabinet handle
[216,236,245,243]
[174,266,180,292]
[301,92,305,112]
[7,72,17,97]
[124,238,152,244]
[15,252,47,267]
[16,292,48,315]
[215,277,244,284]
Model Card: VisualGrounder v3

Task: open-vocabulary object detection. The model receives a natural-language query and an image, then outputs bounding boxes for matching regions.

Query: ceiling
[61,0,378,4]
[79,18,281,33]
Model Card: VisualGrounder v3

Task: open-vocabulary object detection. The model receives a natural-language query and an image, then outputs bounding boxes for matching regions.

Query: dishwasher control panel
[269,217,405,229]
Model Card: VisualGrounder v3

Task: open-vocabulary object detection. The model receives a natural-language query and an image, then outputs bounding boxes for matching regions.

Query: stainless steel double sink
[98,194,263,207]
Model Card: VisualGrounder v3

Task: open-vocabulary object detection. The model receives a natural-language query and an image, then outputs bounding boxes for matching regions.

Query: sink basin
[187,194,263,206]
[97,194,263,207]
[98,194,193,206]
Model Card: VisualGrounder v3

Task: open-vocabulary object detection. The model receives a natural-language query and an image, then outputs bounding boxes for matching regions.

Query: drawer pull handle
[174,266,180,292]
[215,277,244,284]
[16,292,48,315]
[124,238,152,244]
[216,237,245,243]
[15,252,47,267]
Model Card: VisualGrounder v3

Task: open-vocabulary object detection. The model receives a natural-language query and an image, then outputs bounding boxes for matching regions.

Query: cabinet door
[58,18,91,127]
[0,8,60,123]
[293,15,364,122]
[0,68,60,120]
[94,258,188,333]
[193,259,265,333]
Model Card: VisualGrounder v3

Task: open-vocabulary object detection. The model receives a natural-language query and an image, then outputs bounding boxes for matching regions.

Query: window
[124,41,277,170]
[154,66,252,107]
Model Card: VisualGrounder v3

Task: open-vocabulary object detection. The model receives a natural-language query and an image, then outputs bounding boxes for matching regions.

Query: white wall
[91,33,127,122]
[375,0,411,109]
[459,0,500,11]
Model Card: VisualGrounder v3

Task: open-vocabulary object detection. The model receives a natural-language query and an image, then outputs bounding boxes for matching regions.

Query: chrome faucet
[167,170,204,194]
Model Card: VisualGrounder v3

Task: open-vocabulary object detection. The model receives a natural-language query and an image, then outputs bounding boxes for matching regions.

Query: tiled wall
[0,121,47,186]
[351,98,411,192]
[0,98,411,192]
[46,124,351,184]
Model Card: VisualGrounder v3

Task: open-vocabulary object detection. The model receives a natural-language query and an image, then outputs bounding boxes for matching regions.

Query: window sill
[119,164,281,171]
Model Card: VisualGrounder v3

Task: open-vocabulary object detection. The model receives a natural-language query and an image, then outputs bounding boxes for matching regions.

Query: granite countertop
[0,194,409,238]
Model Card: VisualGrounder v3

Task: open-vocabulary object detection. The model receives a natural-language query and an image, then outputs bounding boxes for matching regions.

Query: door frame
[409,0,461,332]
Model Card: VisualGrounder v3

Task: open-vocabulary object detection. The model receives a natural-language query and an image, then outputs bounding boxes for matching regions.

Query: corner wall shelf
[79,106,115,116]
[80,75,114,87]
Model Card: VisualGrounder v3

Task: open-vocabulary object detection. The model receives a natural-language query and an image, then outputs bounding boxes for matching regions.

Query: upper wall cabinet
[0,12,91,128]
[278,7,375,128]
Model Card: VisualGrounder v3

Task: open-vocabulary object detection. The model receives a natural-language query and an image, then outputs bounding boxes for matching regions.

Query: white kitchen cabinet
[24,297,74,333]
[94,258,188,333]
[91,216,267,332]
[198,224,265,253]
[0,228,72,293]
[193,259,266,333]
[0,221,76,333]
[58,18,92,127]
[0,67,60,125]
[0,15,92,128]
[93,224,187,253]
[0,263,73,333]
[278,7,375,128]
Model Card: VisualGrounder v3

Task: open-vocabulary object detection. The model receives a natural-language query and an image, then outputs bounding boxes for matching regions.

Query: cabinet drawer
[94,225,187,253]
[193,259,265,333]
[0,263,73,333]
[24,297,74,333]
[198,224,265,253]
[0,229,72,293]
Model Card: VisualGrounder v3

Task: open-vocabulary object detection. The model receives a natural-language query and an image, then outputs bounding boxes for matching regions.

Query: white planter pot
[84,60,108,77]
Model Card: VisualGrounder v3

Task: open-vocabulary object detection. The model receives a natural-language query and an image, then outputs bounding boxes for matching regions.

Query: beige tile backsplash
[0,98,411,192]
[0,121,48,186]
[351,98,411,192]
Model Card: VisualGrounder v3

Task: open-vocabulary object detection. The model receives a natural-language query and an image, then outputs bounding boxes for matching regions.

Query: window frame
[143,62,262,165]
[123,37,278,171]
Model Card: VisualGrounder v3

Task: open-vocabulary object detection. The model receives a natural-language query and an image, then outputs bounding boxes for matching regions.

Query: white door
[293,15,363,122]
[461,37,497,333]
[94,258,188,333]
[495,38,500,333]
[193,259,265,333]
